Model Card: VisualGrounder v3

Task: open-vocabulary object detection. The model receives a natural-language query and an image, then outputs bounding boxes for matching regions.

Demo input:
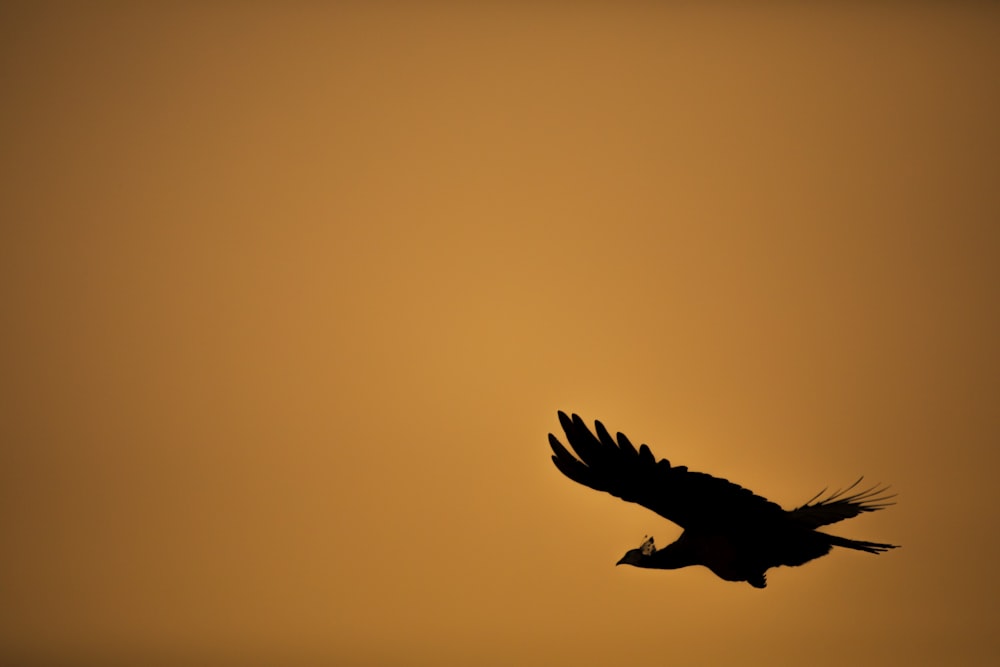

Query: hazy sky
[2,4,999,666]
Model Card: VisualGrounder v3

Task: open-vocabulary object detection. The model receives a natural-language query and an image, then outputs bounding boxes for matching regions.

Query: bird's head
[616,535,656,566]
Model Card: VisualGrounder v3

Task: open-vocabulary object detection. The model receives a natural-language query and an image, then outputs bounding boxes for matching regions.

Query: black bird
[548,411,898,588]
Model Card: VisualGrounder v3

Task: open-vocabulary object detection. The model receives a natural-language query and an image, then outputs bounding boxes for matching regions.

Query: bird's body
[549,412,898,588]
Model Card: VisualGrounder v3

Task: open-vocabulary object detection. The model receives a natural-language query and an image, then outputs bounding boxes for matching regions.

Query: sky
[2,3,999,666]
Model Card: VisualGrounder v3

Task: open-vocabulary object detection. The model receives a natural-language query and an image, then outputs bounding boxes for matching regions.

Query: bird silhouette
[549,411,898,588]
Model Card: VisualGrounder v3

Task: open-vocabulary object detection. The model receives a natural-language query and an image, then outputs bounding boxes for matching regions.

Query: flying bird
[548,411,898,588]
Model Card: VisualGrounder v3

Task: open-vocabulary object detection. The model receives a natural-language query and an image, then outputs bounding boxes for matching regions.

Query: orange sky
[2,3,999,666]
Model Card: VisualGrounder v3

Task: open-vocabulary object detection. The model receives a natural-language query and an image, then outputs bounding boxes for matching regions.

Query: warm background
[2,3,998,666]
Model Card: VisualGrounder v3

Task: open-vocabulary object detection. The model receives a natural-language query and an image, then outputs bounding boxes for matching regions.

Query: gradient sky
[2,4,999,666]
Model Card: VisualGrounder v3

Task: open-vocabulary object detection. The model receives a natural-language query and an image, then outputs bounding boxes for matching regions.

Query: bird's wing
[549,412,784,530]
[788,478,896,528]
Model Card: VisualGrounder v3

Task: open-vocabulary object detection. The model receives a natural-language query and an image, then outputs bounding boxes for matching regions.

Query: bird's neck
[641,541,698,570]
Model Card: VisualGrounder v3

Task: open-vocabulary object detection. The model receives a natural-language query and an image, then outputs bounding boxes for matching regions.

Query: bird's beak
[615,556,626,566]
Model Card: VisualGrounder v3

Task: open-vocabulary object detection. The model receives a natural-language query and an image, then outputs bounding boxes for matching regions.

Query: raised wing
[788,478,896,528]
[549,412,784,530]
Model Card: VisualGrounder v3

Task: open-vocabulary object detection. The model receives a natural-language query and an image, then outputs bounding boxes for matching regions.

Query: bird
[548,411,898,588]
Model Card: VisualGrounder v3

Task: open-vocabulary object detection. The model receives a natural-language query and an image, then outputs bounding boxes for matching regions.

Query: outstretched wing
[549,411,784,530]
[788,478,896,528]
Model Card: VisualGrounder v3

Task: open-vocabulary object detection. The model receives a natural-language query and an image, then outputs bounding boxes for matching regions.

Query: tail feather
[824,533,899,554]
[790,477,897,528]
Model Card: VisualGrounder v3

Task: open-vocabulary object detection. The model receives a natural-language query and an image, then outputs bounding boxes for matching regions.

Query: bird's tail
[823,533,899,554]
